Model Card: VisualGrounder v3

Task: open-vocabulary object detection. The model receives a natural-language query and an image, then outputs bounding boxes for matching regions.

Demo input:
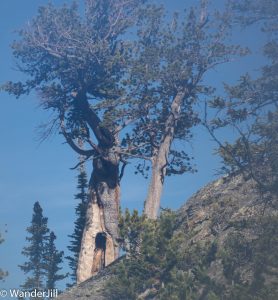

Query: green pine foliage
[106,209,208,299]
[123,1,245,179]
[66,168,88,285]
[19,202,66,294]
[0,0,148,155]
[19,202,50,292]
[106,210,278,299]
[44,231,67,290]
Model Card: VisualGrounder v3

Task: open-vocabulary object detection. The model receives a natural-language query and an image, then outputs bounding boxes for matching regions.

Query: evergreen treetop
[19,201,49,291]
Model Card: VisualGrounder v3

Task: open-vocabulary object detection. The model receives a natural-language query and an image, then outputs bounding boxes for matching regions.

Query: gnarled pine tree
[2,0,147,283]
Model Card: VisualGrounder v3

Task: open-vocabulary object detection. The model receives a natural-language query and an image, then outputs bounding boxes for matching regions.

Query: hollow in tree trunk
[76,148,120,283]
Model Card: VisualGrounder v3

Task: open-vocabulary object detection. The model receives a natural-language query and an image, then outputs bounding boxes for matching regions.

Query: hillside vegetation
[58,175,278,300]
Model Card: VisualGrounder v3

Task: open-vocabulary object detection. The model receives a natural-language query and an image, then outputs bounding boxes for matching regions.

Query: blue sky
[0,0,265,296]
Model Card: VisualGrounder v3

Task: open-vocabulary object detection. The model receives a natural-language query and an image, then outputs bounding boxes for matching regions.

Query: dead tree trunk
[77,146,120,283]
[144,92,185,219]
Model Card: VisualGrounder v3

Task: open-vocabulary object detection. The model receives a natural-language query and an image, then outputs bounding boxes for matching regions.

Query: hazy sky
[0,0,265,295]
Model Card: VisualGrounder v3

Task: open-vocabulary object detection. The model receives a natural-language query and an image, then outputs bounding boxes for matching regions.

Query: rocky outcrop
[58,259,119,300]
[178,174,275,243]
[59,175,278,299]
[177,175,277,292]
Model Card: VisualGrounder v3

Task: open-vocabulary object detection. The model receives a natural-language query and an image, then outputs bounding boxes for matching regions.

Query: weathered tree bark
[144,92,185,219]
[77,145,120,283]
[62,91,121,283]
[144,137,171,219]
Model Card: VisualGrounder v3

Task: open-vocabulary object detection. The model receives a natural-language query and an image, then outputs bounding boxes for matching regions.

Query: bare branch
[118,150,152,161]
[60,120,95,157]
[202,101,247,174]
[119,157,129,181]
[70,155,93,170]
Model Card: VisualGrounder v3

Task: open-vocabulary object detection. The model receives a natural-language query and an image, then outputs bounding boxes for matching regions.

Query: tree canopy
[2,0,146,155]
[123,2,246,218]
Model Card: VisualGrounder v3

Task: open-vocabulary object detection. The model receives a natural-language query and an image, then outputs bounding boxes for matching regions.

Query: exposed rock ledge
[57,260,115,300]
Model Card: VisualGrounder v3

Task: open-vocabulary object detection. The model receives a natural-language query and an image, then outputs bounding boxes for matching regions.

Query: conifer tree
[67,164,88,285]
[19,201,49,292]
[44,231,67,290]
[20,202,66,294]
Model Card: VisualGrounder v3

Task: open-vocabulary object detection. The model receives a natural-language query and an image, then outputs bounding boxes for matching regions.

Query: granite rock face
[178,174,273,243]
[177,175,277,291]
[58,175,278,299]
